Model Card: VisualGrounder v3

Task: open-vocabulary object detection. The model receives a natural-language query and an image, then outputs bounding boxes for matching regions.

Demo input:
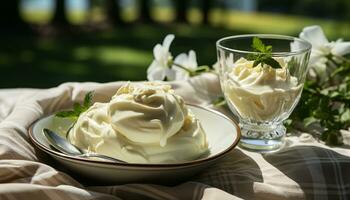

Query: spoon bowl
[43,128,126,163]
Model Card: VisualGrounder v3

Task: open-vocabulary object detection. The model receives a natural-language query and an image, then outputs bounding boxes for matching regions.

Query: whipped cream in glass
[217,34,311,152]
[68,82,208,164]
[225,57,302,122]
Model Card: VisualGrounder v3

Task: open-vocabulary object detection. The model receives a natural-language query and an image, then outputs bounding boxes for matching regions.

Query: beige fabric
[0,73,349,199]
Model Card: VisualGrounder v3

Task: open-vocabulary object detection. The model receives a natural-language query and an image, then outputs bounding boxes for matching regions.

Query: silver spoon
[43,128,126,163]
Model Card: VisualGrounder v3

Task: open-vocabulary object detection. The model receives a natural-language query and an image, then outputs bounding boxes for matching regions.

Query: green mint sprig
[55,91,94,120]
[287,56,350,146]
[247,37,282,69]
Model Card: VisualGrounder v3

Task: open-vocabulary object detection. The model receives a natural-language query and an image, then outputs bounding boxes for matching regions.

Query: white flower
[298,25,350,80]
[172,50,198,80]
[147,34,176,81]
[147,35,201,81]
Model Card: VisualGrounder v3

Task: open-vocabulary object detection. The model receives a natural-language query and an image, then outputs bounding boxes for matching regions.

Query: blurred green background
[0,0,349,88]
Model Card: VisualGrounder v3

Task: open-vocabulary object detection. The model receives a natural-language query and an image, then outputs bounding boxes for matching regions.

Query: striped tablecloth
[0,74,349,200]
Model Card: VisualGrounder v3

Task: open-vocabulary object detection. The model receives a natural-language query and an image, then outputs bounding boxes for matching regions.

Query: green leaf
[56,91,95,120]
[83,91,94,108]
[249,37,282,69]
[252,37,265,52]
[265,45,272,53]
[73,102,83,113]
[289,56,350,146]
[55,110,78,119]
[264,57,282,69]
[247,53,257,61]
[303,116,319,127]
[340,108,350,123]
[253,59,261,67]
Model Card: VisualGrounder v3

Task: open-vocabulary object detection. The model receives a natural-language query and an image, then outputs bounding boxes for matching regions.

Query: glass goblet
[216,34,311,152]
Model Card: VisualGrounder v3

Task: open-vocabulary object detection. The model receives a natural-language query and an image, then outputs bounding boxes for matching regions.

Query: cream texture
[68,82,208,164]
[225,57,302,122]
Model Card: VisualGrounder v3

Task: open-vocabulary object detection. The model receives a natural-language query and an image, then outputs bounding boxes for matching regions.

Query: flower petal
[174,50,198,71]
[177,72,190,80]
[308,56,328,82]
[174,53,187,65]
[312,62,328,82]
[332,41,350,56]
[162,34,175,51]
[147,60,166,81]
[165,68,176,81]
[147,60,160,72]
[188,50,198,70]
[300,26,328,47]
[308,53,325,67]
[173,67,189,80]
[153,44,163,62]
[147,66,165,81]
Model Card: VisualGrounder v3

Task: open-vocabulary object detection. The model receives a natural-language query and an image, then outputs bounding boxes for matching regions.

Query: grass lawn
[0,24,237,88]
[1,9,349,88]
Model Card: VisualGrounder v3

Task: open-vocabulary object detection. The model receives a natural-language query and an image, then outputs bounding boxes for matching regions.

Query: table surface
[0,76,349,200]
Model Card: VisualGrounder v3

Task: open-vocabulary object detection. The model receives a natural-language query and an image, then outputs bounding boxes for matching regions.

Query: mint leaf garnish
[55,110,77,119]
[247,37,282,69]
[56,91,94,120]
[83,91,94,108]
[252,36,266,52]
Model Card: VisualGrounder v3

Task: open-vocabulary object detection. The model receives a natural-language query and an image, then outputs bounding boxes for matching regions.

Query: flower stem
[172,62,195,75]
[332,54,350,63]
[173,63,210,76]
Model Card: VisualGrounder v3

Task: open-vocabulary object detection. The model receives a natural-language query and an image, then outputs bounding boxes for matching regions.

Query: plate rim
[28,104,241,168]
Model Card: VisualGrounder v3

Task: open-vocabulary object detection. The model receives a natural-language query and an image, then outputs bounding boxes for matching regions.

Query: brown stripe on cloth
[0,128,37,161]
[263,145,350,199]
[89,182,208,200]
[0,184,121,200]
[192,148,263,199]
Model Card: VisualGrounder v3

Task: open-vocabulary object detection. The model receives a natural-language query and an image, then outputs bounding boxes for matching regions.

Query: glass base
[239,122,286,153]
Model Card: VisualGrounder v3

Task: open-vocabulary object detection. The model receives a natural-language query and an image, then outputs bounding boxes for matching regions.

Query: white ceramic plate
[29,105,240,184]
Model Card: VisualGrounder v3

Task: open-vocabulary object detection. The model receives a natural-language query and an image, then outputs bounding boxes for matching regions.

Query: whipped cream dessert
[224,57,302,122]
[68,82,208,164]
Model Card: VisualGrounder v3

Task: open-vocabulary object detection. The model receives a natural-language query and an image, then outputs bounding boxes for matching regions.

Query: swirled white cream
[68,82,208,164]
[225,57,302,122]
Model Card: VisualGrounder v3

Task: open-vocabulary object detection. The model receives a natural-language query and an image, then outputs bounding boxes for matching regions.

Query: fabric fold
[0,73,349,199]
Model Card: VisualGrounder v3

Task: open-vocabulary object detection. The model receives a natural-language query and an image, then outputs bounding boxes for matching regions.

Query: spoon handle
[78,153,126,163]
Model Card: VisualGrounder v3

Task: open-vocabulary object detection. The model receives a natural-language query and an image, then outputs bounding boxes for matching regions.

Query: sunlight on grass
[219,10,350,39]
[152,7,175,22]
[21,8,350,40]
[187,9,202,25]
[73,46,153,67]
[67,10,88,24]
[121,7,138,22]
[21,10,52,24]
[89,7,106,23]
[96,47,152,66]
[73,47,92,60]
[22,9,91,25]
